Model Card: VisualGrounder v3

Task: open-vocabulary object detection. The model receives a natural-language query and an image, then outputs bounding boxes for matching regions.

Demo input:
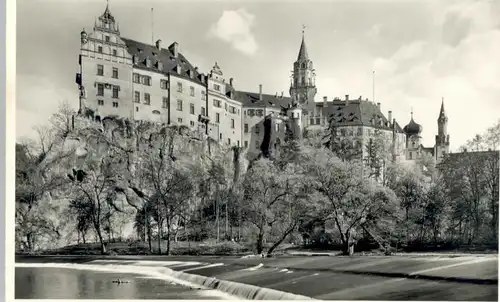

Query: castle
[75,4,450,164]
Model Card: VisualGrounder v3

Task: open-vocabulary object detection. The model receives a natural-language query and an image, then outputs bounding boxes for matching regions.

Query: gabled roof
[323,100,405,133]
[234,91,293,109]
[121,38,205,85]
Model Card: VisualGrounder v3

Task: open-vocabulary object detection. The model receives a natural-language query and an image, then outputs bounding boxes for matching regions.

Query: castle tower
[289,26,317,116]
[435,97,450,163]
[403,110,423,161]
[76,1,133,121]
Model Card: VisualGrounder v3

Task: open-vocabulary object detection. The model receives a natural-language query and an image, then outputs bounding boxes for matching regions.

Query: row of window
[97,99,119,107]
[96,46,118,56]
[96,83,120,98]
[97,64,119,79]
[213,99,241,115]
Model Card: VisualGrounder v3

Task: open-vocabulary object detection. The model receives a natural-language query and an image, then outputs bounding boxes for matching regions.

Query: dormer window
[157,61,163,71]
[145,57,151,67]
[132,55,138,64]
[176,65,182,74]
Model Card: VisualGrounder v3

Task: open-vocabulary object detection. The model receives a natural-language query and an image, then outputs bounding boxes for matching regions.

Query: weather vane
[302,24,306,36]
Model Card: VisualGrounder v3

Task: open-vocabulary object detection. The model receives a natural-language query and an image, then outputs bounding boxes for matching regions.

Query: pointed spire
[439,97,447,119]
[297,24,309,61]
[410,107,414,120]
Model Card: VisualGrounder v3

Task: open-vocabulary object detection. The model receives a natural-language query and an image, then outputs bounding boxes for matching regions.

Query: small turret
[80,28,88,44]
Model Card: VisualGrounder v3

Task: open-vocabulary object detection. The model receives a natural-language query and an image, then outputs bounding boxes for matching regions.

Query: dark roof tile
[121,38,205,86]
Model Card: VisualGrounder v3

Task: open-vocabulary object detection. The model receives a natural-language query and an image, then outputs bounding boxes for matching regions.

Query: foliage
[15,104,500,255]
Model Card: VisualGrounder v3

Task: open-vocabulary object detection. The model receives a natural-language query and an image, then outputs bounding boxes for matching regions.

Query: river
[16,266,228,299]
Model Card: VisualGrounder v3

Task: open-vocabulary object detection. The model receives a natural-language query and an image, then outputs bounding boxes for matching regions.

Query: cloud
[208,9,258,56]
[370,0,500,150]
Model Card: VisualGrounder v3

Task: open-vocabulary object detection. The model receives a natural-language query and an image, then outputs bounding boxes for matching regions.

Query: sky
[16,0,500,151]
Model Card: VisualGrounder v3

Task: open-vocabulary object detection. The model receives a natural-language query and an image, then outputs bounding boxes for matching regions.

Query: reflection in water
[16,267,224,299]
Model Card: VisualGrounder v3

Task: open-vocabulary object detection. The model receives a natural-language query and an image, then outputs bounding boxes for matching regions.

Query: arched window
[301,62,306,68]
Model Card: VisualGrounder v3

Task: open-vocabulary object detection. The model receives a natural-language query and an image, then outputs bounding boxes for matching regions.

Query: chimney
[345,94,349,101]
[377,102,381,109]
[259,84,263,101]
[155,39,162,50]
[281,91,284,98]
[168,42,179,58]
[200,74,205,83]
[323,96,328,108]
[388,110,392,124]
[229,78,233,86]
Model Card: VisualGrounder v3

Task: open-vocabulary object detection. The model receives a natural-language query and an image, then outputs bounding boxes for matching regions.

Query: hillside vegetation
[15,104,499,256]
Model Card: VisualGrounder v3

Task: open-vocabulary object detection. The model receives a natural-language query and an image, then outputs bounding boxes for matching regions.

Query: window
[136,106,139,112]
[201,90,205,100]
[225,103,228,111]
[215,113,220,123]
[213,99,221,108]
[98,100,104,106]
[177,82,182,92]
[157,61,163,71]
[244,110,247,116]
[231,119,235,129]
[112,102,118,108]
[178,118,183,123]
[162,97,168,109]
[244,141,248,148]
[145,57,151,67]
[190,121,195,127]
[275,124,280,132]
[112,49,117,56]
[255,141,260,149]
[214,84,220,91]
[220,133,223,140]
[244,123,248,133]
[134,91,140,103]
[133,73,140,83]
[237,109,240,115]
[177,100,183,111]
[310,118,314,125]
[201,107,206,116]
[105,36,110,42]
[190,103,195,115]
[97,65,104,76]
[228,138,231,145]
[316,118,321,125]
[357,127,363,136]
[112,86,119,98]
[160,80,168,90]
[255,125,260,134]
[112,67,118,79]
[190,86,195,96]
[142,76,151,86]
[409,152,413,160]
[256,109,263,116]
[144,93,150,105]
[98,46,103,53]
[97,84,104,96]
[237,141,240,147]
[229,106,236,114]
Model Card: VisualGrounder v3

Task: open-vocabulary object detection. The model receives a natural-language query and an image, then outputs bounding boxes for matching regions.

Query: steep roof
[297,35,309,61]
[438,98,447,120]
[121,38,205,85]
[322,100,405,133]
[233,91,293,109]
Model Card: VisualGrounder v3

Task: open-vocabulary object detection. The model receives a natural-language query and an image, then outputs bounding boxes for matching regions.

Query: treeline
[15,104,500,255]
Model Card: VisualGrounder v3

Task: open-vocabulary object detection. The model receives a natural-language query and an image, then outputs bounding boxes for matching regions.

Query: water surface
[16,267,225,299]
